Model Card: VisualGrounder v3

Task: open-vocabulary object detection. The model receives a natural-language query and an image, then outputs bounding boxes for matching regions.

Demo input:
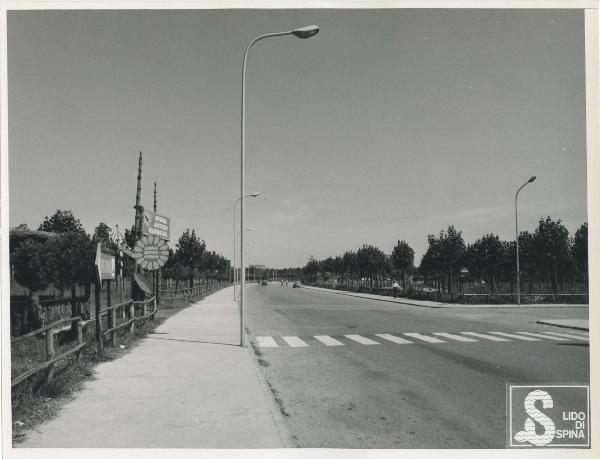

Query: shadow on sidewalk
[147,336,241,347]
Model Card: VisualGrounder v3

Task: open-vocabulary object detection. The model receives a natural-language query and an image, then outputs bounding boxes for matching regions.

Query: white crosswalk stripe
[374,334,414,344]
[282,336,309,347]
[461,332,511,342]
[433,332,478,342]
[489,332,540,341]
[255,329,585,348]
[344,335,380,345]
[256,336,279,347]
[314,335,345,346]
[403,333,446,343]
[542,332,589,341]
[515,332,570,341]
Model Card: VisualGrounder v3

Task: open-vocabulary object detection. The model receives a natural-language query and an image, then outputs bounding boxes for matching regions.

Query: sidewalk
[19,287,287,448]
[302,285,589,309]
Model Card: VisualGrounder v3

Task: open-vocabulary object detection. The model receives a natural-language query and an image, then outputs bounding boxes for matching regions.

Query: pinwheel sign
[134,234,169,270]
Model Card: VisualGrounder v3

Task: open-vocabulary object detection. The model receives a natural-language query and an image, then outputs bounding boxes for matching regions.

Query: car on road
[293,281,301,288]
[261,281,268,286]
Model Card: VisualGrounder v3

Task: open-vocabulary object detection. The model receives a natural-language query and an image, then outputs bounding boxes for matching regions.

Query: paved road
[245,284,589,448]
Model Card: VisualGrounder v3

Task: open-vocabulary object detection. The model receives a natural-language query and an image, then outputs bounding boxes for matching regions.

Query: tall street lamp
[240,25,320,347]
[233,192,261,302]
[515,176,536,306]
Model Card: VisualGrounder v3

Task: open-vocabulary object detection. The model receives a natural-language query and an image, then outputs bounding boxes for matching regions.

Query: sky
[7,8,588,267]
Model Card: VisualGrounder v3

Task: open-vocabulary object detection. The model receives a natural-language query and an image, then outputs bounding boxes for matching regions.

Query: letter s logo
[514,390,556,446]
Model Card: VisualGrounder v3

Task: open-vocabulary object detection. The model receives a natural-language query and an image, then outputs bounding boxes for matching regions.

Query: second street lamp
[240,25,319,347]
[233,192,261,302]
[515,176,536,306]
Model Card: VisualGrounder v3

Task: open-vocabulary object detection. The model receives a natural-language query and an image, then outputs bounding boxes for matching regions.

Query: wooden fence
[160,279,227,303]
[11,316,85,388]
[11,296,158,388]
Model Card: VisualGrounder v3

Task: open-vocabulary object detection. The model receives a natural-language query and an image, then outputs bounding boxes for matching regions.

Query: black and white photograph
[1,1,598,456]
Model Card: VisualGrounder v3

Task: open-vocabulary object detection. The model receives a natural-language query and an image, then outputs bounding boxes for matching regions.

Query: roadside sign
[118,242,136,259]
[95,242,116,281]
[134,234,169,270]
[142,210,170,241]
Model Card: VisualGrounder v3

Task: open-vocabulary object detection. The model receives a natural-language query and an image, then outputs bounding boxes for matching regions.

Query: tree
[12,239,51,330]
[39,209,85,233]
[469,234,504,291]
[94,222,112,243]
[419,226,465,294]
[44,232,96,333]
[533,217,572,294]
[175,229,206,287]
[356,245,390,287]
[391,240,414,290]
[572,222,588,282]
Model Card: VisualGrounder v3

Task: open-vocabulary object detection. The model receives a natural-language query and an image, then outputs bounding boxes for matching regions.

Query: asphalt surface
[244,284,590,448]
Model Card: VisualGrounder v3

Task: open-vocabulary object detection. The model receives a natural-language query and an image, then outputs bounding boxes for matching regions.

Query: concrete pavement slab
[18,287,287,448]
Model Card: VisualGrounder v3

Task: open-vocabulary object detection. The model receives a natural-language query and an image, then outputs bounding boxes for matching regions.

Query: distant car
[293,281,301,288]
[261,281,268,286]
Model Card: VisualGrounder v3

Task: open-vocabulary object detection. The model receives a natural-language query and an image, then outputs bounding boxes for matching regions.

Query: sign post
[94,243,116,352]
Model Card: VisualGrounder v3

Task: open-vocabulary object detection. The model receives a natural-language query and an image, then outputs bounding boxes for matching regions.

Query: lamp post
[515,176,536,306]
[235,228,253,303]
[240,25,319,347]
[233,193,261,302]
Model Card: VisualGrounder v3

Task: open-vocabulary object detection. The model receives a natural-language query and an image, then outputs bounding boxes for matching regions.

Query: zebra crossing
[253,330,588,349]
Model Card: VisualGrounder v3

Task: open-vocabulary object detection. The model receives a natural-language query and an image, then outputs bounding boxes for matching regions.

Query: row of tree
[301,217,588,295]
[10,209,230,331]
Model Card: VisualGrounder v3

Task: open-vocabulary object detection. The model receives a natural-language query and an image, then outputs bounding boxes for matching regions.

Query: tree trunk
[70,284,78,338]
[29,291,42,331]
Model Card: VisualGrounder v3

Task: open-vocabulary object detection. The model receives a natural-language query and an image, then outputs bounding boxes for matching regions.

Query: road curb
[536,320,589,331]
[300,285,444,308]
[301,286,589,309]
[245,330,296,448]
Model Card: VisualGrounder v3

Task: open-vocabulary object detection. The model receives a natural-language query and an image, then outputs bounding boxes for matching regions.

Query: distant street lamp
[239,25,319,347]
[515,176,536,306]
[233,193,261,302]
[234,227,253,303]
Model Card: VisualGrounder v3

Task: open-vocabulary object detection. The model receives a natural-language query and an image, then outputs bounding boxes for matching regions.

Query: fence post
[107,280,115,347]
[151,297,157,320]
[76,318,83,361]
[94,280,102,353]
[46,327,55,379]
[142,300,147,324]
[129,301,135,333]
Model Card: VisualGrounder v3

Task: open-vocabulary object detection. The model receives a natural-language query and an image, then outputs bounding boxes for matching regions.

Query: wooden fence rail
[11,282,228,389]
[11,316,85,388]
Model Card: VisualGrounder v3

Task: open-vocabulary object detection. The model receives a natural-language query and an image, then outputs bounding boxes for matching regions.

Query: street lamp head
[529,176,536,183]
[248,192,262,198]
[292,25,319,39]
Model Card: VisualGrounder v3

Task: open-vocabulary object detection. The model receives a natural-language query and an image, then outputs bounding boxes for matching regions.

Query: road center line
[344,335,380,345]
